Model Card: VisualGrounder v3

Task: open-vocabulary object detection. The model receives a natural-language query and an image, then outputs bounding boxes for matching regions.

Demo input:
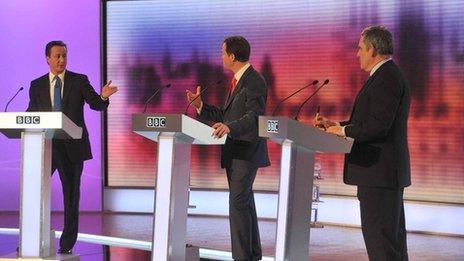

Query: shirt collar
[234,63,251,82]
[49,70,66,83]
[370,58,392,76]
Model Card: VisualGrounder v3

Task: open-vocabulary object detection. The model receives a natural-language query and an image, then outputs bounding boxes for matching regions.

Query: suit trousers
[226,159,262,261]
[357,186,408,261]
[52,142,84,251]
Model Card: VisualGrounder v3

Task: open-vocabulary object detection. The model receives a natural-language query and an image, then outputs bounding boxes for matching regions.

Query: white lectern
[132,113,226,261]
[0,112,82,260]
[259,116,353,261]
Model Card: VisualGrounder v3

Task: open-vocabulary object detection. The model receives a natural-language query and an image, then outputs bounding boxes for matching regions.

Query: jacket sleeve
[227,76,267,138]
[199,103,224,123]
[344,74,403,143]
[80,75,109,111]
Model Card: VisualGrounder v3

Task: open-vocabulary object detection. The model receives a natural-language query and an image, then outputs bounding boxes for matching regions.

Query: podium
[259,116,353,261]
[132,113,226,261]
[0,112,82,260]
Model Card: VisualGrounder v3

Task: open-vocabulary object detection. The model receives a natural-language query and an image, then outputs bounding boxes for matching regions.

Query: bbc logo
[267,120,278,133]
[146,117,166,128]
[16,116,40,125]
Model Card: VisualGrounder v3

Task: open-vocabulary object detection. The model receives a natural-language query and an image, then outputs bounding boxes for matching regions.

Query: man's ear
[370,44,377,57]
[231,53,236,62]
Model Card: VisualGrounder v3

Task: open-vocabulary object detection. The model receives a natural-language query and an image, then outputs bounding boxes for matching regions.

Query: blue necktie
[54,76,62,111]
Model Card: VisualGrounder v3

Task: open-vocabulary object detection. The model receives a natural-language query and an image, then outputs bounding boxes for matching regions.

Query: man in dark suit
[27,41,118,254]
[186,36,270,260]
[315,26,410,260]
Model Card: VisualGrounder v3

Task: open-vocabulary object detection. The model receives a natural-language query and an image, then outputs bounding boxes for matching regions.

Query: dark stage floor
[0,212,463,260]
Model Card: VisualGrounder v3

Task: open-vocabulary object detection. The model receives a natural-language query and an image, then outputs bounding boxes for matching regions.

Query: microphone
[184,80,222,114]
[4,87,24,112]
[294,79,329,121]
[142,84,171,113]
[271,80,318,116]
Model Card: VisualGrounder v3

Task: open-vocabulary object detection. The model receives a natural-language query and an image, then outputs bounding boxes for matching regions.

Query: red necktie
[230,77,237,95]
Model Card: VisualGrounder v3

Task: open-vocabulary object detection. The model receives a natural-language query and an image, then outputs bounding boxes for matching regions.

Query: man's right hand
[313,115,339,130]
[186,85,202,109]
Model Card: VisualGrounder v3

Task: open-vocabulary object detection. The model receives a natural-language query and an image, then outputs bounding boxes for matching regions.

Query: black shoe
[58,248,72,255]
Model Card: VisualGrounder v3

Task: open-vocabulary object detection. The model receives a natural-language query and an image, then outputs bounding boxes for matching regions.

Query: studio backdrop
[105,0,464,204]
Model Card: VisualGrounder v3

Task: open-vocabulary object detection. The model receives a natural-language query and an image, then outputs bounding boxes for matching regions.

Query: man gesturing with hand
[27,40,118,254]
[186,36,269,261]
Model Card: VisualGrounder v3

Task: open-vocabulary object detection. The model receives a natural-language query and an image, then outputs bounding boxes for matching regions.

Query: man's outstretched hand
[101,80,118,99]
[186,85,202,109]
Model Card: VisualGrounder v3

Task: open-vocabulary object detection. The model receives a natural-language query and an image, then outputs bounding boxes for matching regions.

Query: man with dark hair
[27,40,118,254]
[186,36,269,260]
[315,26,410,260]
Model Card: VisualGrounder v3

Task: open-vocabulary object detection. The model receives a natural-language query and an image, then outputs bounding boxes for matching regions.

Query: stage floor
[0,212,463,260]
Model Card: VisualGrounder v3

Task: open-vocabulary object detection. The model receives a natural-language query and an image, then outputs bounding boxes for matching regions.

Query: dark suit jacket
[27,70,109,163]
[342,60,411,188]
[200,65,270,169]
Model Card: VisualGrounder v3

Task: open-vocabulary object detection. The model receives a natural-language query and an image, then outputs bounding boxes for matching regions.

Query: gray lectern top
[259,116,353,153]
[0,112,82,139]
[132,113,226,145]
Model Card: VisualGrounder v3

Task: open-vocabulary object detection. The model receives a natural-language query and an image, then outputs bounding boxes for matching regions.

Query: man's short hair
[45,40,67,57]
[223,36,250,62]
[361,26,393,55]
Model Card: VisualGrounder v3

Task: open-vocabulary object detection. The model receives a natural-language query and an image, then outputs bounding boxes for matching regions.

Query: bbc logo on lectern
[146,117,166,128]
[267,120,278,133]
[16,116,40,125]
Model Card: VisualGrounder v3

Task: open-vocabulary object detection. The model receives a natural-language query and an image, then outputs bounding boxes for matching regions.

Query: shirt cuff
[100,94,108,101]
[341,125,346,137]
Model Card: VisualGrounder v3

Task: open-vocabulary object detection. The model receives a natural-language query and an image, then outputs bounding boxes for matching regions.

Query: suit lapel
[350,60,393,121]
[349,74,376,121]
[61,71,73,108]
[354,61,390,101]
[38,74,53,111]
[355,76,374,100]
[349,61,392,121]
[223,66,253,111]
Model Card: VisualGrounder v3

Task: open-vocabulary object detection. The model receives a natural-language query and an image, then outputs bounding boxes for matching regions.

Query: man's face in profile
[357,36,375,72]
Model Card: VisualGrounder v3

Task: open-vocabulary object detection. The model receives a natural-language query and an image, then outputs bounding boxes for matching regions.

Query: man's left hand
[326,126,345,137]
[101,80,119,99]
[212,122,230,138]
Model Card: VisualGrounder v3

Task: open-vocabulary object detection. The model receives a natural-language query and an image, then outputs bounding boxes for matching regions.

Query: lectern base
[186,244,199,261]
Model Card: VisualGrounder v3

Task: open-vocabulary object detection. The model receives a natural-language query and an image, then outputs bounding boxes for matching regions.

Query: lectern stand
[259,116,353,261]
[132,113,226,261]
[0,112,82,260]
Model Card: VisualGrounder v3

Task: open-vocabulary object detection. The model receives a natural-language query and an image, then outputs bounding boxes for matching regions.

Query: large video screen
[105,0,464,203]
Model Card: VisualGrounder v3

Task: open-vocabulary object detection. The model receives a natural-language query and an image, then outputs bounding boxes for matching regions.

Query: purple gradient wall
[0,1,102,211]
